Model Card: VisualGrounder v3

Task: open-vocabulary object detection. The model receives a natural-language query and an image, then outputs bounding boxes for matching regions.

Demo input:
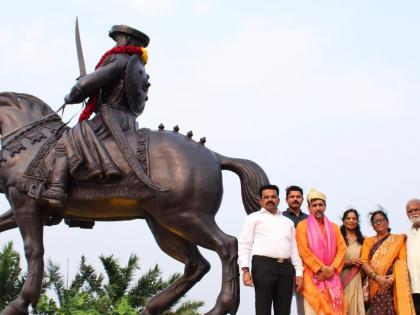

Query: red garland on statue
[78,45,148,122]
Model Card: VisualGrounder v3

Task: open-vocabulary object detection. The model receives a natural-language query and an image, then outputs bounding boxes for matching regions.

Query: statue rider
[42,25,151,206]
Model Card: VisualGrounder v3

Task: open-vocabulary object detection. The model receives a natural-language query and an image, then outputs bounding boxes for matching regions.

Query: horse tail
[214,153,269,214]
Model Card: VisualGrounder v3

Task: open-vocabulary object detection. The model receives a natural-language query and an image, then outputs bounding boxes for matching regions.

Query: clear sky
[1,1,419,314]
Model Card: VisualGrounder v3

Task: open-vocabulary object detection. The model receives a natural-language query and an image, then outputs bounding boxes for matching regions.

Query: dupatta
[307,214,344,312]
[341,241,362,288]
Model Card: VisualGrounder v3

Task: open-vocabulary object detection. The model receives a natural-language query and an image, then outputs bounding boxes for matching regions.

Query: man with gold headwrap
[296,189,347,315]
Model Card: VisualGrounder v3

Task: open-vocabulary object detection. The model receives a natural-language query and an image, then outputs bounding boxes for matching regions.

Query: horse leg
[156,214,239,315]
[141,215,210,315]
[2,188,44,315]
[194,221,239,315]
[0,209,17,232]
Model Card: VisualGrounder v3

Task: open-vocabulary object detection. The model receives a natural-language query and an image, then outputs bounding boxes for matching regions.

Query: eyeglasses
[372,219,387,225]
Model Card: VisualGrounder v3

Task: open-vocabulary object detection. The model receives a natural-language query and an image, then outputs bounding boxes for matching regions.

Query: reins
[1,100,80,148]
[1,113,62,148]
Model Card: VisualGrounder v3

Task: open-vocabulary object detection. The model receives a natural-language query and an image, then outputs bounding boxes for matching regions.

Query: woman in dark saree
[361,210,415,315]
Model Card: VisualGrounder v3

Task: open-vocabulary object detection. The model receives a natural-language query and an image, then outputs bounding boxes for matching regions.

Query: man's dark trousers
[251,255,295,315]
[413,293,420,315]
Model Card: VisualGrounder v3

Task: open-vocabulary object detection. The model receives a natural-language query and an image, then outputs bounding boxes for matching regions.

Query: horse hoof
[1,300,29,315]
[205,297,238,315]
[204,306,235,315]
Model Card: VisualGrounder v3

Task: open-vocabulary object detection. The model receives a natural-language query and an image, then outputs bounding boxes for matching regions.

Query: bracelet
[369,271,377,279]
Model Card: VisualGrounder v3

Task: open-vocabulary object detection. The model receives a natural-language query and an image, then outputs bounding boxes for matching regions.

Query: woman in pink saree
[340,209,366,315]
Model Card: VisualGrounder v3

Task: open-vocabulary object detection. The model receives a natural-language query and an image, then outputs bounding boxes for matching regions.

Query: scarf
[307,214,343,312]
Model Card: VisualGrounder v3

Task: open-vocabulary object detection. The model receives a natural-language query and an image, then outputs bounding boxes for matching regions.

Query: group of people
[238,185,420,315]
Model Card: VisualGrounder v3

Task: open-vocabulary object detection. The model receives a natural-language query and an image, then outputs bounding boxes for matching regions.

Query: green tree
[100,254,138,304]
[36,254,203,315]
[0,243,203,314]
[0,241,25,310]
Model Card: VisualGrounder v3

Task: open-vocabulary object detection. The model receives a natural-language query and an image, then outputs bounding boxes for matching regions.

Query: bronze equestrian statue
[0,24,269,315]
[42,24,162,207]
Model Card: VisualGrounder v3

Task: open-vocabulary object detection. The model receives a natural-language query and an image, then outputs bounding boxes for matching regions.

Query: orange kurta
[296,219,347,315]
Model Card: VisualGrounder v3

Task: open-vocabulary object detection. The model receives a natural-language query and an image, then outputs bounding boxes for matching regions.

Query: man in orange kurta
[296,189,347,315]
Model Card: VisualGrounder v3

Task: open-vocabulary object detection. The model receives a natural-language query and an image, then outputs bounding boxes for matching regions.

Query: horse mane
[0,92,55,116]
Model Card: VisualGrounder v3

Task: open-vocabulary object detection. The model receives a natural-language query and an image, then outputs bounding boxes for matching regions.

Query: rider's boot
[103,162,121,180]
[42,145,68,207]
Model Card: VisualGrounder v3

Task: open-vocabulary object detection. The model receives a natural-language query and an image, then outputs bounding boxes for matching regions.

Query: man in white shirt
[406,199,420,315]
[238,184,303,315]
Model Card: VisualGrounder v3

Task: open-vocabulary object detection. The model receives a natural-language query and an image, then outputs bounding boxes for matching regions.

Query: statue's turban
[109,25,150,47]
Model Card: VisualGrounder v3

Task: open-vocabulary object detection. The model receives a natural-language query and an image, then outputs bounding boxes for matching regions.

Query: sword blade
[75,17,87,77]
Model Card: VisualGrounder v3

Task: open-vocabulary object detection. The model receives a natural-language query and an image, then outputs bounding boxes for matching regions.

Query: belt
[253,255,291,264]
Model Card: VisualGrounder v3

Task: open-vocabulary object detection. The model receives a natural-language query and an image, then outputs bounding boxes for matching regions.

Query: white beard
[409,215,420,224]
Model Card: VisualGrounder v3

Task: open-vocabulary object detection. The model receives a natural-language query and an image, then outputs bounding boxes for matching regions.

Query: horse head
[0,92,56,137]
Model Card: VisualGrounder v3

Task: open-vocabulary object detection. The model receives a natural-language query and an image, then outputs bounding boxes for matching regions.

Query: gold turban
[307,188,326,203]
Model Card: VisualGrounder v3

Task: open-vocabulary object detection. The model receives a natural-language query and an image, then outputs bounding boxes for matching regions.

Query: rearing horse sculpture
[0,92,269,315]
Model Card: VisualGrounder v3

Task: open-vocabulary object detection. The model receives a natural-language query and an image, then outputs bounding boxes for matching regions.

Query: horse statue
[0,92,269,315]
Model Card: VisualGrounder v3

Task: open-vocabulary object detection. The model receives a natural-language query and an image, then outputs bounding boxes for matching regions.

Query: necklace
[375,233,389,242]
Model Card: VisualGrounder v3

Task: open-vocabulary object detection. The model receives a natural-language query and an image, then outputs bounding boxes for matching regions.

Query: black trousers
[251,255,295,315]
[413,293,420,315]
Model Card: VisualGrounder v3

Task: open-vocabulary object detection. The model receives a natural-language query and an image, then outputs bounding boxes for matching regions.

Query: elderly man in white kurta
[406,199,420,315]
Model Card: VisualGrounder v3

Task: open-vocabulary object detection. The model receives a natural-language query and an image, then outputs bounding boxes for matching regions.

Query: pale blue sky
[1,1,420,314]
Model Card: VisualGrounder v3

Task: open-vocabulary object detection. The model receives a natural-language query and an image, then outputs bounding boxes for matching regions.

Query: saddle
[17,128,155,201]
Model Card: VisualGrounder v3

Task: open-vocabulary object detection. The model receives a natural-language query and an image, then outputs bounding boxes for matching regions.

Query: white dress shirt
[407,226,420,293]
[238,209,303,277]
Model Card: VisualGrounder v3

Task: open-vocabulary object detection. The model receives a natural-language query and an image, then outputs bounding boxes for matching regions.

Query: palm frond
[172,300,204,315]
[71,256,104,295]
[0,242,24,309]
[45,259,65,305]
[128,264,163,308]
[99,254,139,303]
